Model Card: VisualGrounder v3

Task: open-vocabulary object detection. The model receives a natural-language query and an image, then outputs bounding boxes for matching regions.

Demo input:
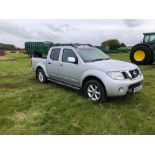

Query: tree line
[0,43,17,50]
[0,39,126,51]
[101,39,126,50]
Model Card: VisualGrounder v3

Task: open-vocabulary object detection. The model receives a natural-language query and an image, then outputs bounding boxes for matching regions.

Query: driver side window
[62,49,77,63]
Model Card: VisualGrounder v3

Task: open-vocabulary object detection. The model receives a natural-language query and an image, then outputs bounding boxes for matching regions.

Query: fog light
[119,87,124,93]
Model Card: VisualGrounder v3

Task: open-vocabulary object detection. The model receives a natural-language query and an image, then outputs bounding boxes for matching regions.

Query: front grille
[129,69,140,79]
[122,69,140,79]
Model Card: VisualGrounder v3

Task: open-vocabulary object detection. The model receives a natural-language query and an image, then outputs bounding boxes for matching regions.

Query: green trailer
[130,32,155,65]
[25,42,108,58]
[25,41,54,57]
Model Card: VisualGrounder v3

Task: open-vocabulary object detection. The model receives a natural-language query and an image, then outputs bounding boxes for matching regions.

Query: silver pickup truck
[32,44,144,102]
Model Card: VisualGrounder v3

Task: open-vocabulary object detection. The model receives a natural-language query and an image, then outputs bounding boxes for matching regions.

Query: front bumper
[104,74,144,97]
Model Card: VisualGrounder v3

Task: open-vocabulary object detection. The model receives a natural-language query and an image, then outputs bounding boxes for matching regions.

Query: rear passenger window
[50,48,60,61]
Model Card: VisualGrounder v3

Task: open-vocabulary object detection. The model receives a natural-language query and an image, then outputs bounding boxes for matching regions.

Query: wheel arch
[81,75,107,96]
[36,66,43,78]
[36,64,48,78]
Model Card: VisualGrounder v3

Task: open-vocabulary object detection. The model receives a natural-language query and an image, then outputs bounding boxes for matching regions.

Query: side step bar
[48,78,81,90]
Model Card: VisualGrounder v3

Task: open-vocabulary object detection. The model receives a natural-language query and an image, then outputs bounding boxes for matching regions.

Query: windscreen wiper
[91,58,111,62]
[90,58,104,62]
[104,58,111,60]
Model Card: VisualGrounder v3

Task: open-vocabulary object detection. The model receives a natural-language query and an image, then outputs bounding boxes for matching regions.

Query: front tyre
[84,80,107,103]
[36,68,47,83]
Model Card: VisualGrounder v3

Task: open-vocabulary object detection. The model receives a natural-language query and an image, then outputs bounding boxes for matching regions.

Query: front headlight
[107,71,125,80]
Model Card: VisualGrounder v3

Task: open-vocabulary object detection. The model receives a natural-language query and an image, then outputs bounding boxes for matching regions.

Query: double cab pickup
[32,44,144,102]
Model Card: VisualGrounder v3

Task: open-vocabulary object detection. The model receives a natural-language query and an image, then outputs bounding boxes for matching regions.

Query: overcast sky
[0,19,155,48]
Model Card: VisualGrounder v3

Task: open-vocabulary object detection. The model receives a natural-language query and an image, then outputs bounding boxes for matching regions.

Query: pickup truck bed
[32,57,47,72]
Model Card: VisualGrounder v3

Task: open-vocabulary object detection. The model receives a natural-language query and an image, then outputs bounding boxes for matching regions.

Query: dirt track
[0,56,16,61]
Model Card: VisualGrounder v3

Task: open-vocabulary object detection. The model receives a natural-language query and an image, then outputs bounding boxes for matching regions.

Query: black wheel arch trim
[82,75,107,95]
[36,66,44,78]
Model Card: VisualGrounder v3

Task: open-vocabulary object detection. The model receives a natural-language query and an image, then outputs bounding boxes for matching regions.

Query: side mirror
[67,57,77,64]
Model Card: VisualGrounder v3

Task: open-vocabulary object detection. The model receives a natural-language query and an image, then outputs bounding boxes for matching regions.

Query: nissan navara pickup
[32,44,144,102]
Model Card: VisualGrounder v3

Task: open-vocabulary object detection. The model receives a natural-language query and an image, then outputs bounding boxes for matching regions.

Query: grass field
[0,52,155,135]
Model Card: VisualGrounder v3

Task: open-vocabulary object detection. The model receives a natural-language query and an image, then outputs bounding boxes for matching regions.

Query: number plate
[134,85,142,93]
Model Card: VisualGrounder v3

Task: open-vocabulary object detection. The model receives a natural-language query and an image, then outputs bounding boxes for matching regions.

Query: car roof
[52,46,96,51]
[52,44,95,49]
[143,32,155,35]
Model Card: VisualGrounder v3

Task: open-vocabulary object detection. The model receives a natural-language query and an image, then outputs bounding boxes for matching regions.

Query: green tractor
[130,32,155,65]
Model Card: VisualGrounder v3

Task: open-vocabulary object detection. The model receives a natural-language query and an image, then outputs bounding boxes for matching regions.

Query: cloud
[0,21,33,39]
[0,19,155,48]
[46,22,78,33]
[0,21,61,41]
[124,19,143,27]
[46,23,64,32]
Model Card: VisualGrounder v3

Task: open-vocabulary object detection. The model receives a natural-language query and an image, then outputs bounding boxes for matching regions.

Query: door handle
[48,62,51,64]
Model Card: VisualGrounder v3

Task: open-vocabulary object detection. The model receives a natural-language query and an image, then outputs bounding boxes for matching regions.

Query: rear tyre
[84,80,107,103]
[130,44,153,65]
[36,68,47,83]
